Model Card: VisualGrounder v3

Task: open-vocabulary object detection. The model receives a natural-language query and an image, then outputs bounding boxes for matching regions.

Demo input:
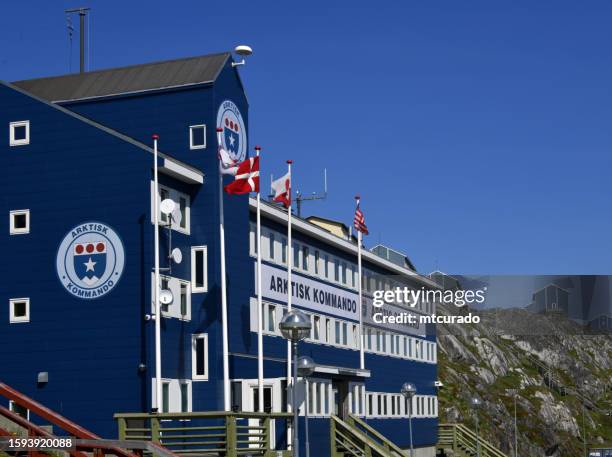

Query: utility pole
[65,7,91,73]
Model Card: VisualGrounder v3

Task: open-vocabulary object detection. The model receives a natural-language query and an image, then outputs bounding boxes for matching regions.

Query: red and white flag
[224,156,260,195]
[271,172,291,208]
[354,201,369,235]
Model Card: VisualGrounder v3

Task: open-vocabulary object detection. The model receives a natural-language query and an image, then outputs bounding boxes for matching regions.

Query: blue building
[1,52,439,456]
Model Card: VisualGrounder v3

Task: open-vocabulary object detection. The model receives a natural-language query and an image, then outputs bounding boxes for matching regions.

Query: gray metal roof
[12,52,230,102]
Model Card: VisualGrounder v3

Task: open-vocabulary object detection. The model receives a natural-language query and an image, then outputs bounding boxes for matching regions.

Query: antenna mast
[65,7,91,73]
[295,169,328,217]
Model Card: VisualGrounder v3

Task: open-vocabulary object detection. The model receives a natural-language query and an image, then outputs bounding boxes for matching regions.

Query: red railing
[0,381,166,457]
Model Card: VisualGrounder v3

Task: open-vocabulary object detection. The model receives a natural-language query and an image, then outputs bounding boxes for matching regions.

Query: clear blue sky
[2,1,612,275]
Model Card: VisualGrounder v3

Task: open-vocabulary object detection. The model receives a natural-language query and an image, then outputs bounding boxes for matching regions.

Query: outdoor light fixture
[297,356,316,457]
[401,382,417,457]
[279,310,311,457]
[471,396,483,457]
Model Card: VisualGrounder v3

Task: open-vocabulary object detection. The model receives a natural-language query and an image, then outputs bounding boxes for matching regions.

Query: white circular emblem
[217,99,247,162]
[56,221,125,300]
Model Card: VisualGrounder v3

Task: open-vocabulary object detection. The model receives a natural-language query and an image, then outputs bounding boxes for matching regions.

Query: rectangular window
[10,121,29,146]
[160,277,170,312]
[351,265,356,287]
[366,328,372,350]
[9,298,29,323]
[9,401,29,420]
[342,322,348,345]
[154,185,191,233]
[269,233,275,260]
[282,238,287,264]
[302,246,309,271]
[335,321,341,344]
[162,381,170,413]
[324,255,329,278]
[191,246,208,293]
[314,251,320,275]
[267,304,276,332]
[9,210,30,235]
[325,318,331,343]
[313,316,320,340]
[352,324,359,348]
[189,124,206,149]
[180,282,188,317]
[342,262,347,284]
[293,243,299,268]
[334,259,340,282]
[192,334,209,380]
[180,382,190,412]
[390,333,395,354]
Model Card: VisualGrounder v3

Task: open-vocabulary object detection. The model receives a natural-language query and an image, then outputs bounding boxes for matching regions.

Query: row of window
[366,392,438,418]
[7,120,207,151]
[250,225,436,315]
[260,302,436,363]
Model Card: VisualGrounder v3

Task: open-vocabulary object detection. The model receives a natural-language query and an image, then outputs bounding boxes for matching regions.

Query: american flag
[354,201,369,235]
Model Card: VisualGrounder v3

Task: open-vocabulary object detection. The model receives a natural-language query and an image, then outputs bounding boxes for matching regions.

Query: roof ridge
[12,52,231,84]
[1,80,203,177]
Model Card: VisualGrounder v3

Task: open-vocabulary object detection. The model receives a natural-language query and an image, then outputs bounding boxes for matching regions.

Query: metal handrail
[114,411,293,457]
[347,414,405,456]
[438,423,508,457]
[330,415,399,457]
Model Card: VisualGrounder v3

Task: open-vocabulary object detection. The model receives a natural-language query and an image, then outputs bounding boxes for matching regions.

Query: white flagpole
[217,128,231,411]
[356,196,365,370]
[152,133,163,412]
[286,160,293,428]
[255,145,264,413]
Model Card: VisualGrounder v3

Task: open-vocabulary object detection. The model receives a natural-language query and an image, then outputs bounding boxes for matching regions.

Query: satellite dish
[171,247,183,264]
[235,45,253,56]
[160,199,176,216]
[159,289,174,305]
[169,206,183,226]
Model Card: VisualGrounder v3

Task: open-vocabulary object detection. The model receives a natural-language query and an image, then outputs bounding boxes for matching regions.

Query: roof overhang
[160,156,204,184]
[313,364,371,378]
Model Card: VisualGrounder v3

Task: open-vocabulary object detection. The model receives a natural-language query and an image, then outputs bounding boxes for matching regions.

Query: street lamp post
[471,397,483,457]
[297,356,316,457]
[401,382,417,457]
[279,310,311,457]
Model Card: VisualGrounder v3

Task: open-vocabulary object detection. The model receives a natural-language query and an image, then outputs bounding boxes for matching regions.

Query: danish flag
[354,200,369,235]
[271,172,291,208]
[224,156,260,194]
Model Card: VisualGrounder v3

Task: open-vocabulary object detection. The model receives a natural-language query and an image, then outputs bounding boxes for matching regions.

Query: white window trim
[189,124,206,150]
[9,298,30,323]
[9,209,30,235]
[150,182,191,235]
[10,121,30,146]
[191,333,209,381]
[9,401,30,420]
[191,246,208,293]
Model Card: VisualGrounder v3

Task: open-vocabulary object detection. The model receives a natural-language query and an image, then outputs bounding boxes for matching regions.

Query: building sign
[56,222,125,300]
[257,263,425,336]
[217,100,247,162]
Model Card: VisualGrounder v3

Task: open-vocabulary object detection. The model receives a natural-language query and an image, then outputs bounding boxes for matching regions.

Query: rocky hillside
[437,303,612,457]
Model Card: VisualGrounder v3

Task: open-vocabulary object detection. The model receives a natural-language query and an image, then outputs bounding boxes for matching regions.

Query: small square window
[10,210,30,235]
[189,125,206,150]
[10,121,30,146]
[10,298,30,323]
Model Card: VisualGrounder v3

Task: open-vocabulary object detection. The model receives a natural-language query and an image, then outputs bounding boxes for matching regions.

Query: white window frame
[152,274,192,321]
[191,333,209,381]
[191,246,208,293]
[151,183,191,234]
[189,124,206,150]
[9,209,30,235]
[10,121,30,146]
[9,298,30,323]
[9,401,30,420]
